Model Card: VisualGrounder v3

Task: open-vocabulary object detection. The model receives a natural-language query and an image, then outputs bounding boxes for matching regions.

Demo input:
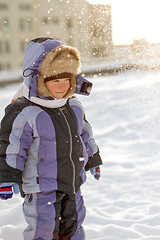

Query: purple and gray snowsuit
[0,38,102,240]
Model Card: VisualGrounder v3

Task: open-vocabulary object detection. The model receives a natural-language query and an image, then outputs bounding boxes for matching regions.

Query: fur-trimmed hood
[21,38,80,107]
[37,44,81,98]
[17,37,92,108]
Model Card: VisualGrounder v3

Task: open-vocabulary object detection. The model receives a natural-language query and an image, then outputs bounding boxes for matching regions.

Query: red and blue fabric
[90,166,101,180]
[0,183,19,200]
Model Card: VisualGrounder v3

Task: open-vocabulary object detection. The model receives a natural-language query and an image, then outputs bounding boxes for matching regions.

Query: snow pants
[23,189,86,240]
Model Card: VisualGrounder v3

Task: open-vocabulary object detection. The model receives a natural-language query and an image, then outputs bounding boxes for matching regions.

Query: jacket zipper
[59,108,76,193]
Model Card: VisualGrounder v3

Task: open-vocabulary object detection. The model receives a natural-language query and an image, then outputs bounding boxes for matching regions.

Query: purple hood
[23,39,64,98]
[22,38,92,100]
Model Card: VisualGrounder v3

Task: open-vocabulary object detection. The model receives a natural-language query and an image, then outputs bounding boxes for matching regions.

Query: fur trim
[39,45,81,77]
[37,73,52,97]
[37,44,80,98]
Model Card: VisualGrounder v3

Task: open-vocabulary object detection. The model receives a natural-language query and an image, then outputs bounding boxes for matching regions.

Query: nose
[58,82,65,89]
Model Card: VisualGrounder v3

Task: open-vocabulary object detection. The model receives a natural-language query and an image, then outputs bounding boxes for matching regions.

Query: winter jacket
[0,96,102,194]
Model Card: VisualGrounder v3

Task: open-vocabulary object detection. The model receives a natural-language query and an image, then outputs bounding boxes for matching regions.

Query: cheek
[46,84,57,92]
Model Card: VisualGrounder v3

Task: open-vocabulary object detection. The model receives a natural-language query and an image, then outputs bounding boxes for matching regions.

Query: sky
[88,0,160,45]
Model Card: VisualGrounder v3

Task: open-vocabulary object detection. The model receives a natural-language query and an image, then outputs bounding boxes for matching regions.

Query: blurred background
[0,0,112,71]
[0,0,160,80]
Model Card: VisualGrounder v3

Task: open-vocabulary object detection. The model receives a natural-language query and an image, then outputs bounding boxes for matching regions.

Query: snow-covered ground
[1,70,160,240]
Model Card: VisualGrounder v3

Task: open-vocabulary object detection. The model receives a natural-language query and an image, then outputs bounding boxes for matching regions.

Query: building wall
[88,4,113,58]
[0,0,112,71]
[0,0,39,70]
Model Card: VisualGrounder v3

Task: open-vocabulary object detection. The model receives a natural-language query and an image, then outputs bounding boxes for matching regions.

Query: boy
[0,37,102,240]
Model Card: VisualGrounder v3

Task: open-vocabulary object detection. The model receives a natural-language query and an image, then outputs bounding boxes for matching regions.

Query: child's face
[45,78,70,99]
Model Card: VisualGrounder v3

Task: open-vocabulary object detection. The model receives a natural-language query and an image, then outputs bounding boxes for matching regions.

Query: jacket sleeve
[81,115,103,171]
[0,102,33,184]
[0,157,23,184]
